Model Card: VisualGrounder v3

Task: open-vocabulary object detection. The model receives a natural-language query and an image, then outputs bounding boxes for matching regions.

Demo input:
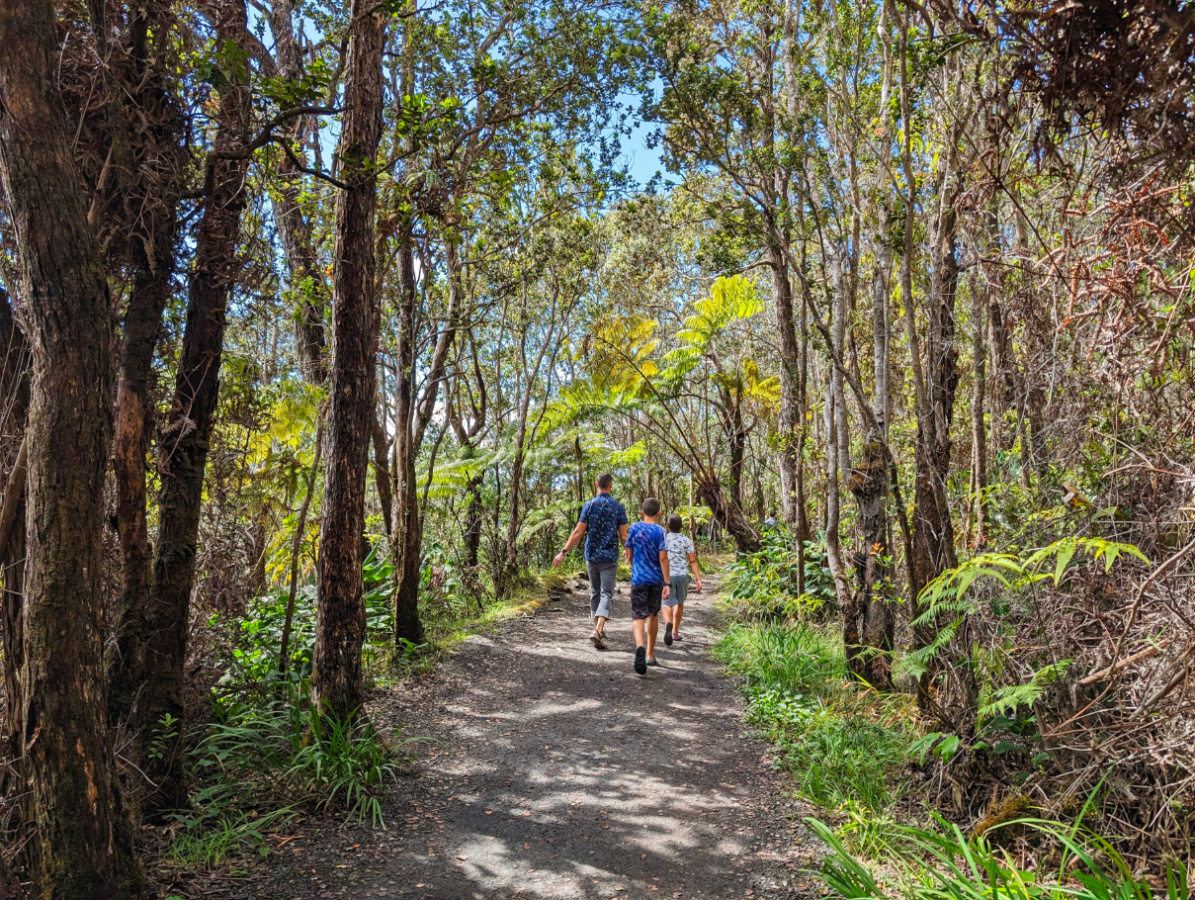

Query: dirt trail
[251,575,824,899]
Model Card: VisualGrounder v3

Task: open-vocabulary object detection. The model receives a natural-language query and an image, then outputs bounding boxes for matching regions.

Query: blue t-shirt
[625,522,668,585]
[578,494,628,563]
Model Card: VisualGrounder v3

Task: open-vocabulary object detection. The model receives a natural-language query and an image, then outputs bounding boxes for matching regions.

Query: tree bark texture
[390,233,461,640]
[848,439,893,689]
[313,0,385,720]
[769,240,802,529]
[390,233,426,645]
[912,193,961,594]
[0,0,143,892]
[107,4,189,729]
[145,0,253,814]
[695,477,761,555]
[0,289,28,776]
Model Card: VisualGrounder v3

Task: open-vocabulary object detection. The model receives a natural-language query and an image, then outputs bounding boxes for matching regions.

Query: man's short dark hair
[641,497,660,517]
[596,473,614,490]
[667,514,683,533]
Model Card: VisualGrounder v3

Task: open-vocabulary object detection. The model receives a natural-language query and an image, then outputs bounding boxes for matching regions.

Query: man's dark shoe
[634,646,647,675]
[663,629,673,647]
[646,658,660,667]
[591,631,604,649]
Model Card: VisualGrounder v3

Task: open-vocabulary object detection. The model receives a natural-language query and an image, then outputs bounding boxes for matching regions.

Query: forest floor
[200,573,825,900]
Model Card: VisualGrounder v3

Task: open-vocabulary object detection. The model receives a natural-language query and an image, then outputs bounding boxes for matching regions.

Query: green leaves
[979,660,1074,720]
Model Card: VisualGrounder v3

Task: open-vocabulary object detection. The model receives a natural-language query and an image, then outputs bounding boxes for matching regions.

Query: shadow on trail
[263,579,818,900]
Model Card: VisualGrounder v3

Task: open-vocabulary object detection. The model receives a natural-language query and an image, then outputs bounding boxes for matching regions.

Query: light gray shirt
[664,532,694,576]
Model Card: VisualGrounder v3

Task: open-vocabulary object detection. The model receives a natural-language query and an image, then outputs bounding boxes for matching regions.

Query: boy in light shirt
[662,514,701,645]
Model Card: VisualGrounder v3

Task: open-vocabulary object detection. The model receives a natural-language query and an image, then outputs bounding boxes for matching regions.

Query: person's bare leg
[595,615,607,636]
[672,604,684,636]
[632,618,645,648]
[646,614,658,660]
[660,606,672,631]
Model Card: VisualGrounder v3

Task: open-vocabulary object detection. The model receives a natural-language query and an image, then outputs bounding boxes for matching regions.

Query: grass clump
[166,692,421,870]
[809,816,1189,900]
[714,622,917,816]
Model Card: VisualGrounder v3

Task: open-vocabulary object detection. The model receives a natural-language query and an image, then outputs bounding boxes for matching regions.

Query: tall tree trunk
[145,0,253,814]
[824,265,857,677]
[695,477,761,555]
[389,231,425,645]
[313,0,385,720]
[0,289,29,779]
[849,438,893,689]
[267,0,328,384]
[967,226,990,549]
[108,230,177,730]
[769,239,801,529]
[0,0,143,891]
[726,398,746,511]
[912,184,961,592]
[372,414,393,535]
[390,232,462,640]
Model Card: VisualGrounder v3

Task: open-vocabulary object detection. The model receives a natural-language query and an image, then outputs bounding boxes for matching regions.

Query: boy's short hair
[596,472,614,490]
[641,497,661,517]
[667,514,683,533]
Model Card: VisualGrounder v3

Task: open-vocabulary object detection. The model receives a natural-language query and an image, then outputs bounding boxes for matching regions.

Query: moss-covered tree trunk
[0,0,143,892]
[313,0,385,720]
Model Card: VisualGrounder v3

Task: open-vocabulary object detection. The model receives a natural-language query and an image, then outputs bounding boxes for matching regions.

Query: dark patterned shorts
[630,583,663,620]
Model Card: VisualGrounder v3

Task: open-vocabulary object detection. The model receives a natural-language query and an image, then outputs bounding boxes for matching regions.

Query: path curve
[258,576,823,900]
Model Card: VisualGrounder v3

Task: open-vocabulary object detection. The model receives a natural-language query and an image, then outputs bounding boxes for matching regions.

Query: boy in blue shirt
[624,497,670,675]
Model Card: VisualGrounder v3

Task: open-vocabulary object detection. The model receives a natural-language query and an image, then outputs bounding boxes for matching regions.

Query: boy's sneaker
[672,632,683,641]
[634,646,647,675]
[663,629,673,647]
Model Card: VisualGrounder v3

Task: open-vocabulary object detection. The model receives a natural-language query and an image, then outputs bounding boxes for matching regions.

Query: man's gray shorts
[587,559,617,620]
[665,574,689,607]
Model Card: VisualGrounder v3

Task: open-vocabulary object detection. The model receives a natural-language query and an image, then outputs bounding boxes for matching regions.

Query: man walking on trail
[625,498,670,675]
[553,473,629,648]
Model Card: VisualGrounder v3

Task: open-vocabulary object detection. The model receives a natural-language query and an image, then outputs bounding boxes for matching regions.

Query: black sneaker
[634,646,647,675]
[663,629,673,647]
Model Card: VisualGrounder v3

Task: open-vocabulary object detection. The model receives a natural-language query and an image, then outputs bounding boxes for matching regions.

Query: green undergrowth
[713,620,919,822]
[811,816,1189,900]
[164,689,426,871]
[713,542,1187,899]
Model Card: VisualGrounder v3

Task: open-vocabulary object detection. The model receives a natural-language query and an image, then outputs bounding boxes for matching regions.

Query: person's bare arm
[688,551,702,591]
[552,520,587,568]
[660,550,671,599]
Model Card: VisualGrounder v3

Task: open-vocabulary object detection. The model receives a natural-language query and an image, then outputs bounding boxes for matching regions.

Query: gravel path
[248,575,825,900]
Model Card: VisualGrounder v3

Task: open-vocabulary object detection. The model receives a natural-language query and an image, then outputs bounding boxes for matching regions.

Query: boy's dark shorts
[630,584,663,620]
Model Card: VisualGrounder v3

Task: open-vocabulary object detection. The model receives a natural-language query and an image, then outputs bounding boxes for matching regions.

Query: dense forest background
[1,0,1195,896]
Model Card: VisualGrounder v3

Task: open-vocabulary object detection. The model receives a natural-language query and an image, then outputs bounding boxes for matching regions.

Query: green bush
[723,530,835,619]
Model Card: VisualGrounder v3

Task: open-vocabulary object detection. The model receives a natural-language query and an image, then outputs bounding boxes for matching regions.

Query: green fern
[979,660,1074,719]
